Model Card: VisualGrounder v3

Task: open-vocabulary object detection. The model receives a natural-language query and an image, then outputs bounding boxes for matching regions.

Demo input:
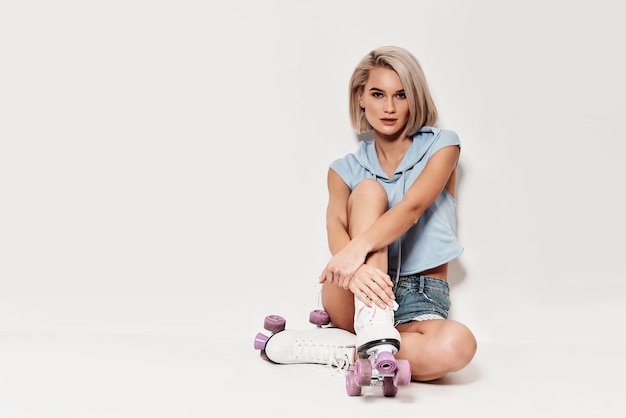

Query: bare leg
[396,319,477,381]
[322,179,477,380]
[321,179,388,333]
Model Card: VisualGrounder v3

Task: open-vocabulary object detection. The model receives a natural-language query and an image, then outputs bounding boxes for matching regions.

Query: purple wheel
[375,351,397,374]
[263,315,286,333]
[382,376,398,397]
[354,359,372,386]
[345,371,362,396]
[394,359,411,386]
[309,309,330,326]
[254,332,269,350]
[260,350,269,361]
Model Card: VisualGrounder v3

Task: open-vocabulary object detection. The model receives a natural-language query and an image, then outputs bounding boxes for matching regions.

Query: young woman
[318,46,477,381]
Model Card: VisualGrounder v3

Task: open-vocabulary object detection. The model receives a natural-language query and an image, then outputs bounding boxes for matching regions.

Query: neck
[374,135,412,163]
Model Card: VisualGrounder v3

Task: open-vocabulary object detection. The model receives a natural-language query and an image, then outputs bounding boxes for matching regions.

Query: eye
[372,92,383,98]
[396,92,406,99]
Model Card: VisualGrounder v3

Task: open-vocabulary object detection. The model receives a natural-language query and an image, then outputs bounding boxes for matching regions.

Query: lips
[381,118,397,126]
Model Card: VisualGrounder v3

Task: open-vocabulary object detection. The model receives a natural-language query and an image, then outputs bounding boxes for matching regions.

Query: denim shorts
[392,275,450,326]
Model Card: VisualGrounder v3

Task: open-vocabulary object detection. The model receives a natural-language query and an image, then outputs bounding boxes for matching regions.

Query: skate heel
[253,314,287,362]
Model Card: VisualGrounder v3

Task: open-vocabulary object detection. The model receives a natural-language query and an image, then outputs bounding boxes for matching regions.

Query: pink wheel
[254,332,272,361]
[345,371,362,396]
[354,359,372,387]
[263,315,286,333]
[254,332,269,350]
[394,359,411,386]
[309,309,330,326]
[382,376,398,397]
[375,351,397,374]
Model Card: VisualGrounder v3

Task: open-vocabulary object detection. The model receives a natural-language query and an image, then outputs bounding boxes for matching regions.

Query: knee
[441,322,477,372]
[350,179,387,209]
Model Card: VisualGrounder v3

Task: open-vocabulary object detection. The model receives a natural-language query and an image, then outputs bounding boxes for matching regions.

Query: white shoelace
[327,346,355,377]
[292,338,355,376]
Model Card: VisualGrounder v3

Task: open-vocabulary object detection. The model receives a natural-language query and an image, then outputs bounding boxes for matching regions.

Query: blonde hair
[349,46,438,137]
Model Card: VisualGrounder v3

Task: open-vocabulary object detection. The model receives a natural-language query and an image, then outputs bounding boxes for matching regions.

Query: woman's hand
[318,237,395,309]
[320,253,395,310]
[320,238,368,289]
[348,265,396,309]
[318,240,367,288]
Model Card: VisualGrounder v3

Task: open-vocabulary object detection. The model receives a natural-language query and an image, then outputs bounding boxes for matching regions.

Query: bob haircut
[349,46,438,137]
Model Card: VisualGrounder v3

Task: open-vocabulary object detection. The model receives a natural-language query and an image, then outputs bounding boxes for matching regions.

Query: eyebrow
[368,87,405,94]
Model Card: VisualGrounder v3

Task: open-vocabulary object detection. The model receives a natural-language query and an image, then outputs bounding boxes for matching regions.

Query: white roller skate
[254,311,356,373]
[346,296,411,397]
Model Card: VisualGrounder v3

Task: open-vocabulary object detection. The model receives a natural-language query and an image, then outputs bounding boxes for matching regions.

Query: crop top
[329,126,464,277]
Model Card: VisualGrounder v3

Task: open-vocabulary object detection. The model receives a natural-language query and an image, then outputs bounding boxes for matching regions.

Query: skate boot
[254,313,356,373]
[346,296,411,397]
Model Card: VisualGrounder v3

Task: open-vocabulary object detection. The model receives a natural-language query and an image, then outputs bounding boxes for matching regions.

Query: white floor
[0,332,624,418]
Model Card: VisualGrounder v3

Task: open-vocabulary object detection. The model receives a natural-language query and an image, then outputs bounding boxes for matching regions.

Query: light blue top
[329,126,463,277]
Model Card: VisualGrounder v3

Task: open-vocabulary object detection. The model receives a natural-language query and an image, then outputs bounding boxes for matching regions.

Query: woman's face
[359,66,410,138]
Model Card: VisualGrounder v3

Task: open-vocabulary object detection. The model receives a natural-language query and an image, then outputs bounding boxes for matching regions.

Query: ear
[357,93,365,108]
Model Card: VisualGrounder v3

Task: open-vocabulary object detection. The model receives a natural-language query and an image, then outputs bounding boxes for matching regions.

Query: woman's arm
[321,145,460,284]
[324,168,351,256]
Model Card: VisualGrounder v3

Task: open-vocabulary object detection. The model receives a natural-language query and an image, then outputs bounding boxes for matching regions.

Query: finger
[359,290,373,308]
[379,279,396,300]
[360,282,388,310]
[340,275,352,290]
[383,273,394,288]
[370,291,389,310]
[349,281,373,308]
[324,271,339,285]
[376,274,391,288]
[371,272,395,300]
[368,278,395,308]
[370,267,393,287]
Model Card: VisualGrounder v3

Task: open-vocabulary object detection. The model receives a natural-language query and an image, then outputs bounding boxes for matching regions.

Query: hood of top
[353,126,439,181]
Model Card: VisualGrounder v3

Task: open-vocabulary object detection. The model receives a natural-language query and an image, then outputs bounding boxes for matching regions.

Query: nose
[384,97,395,114]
